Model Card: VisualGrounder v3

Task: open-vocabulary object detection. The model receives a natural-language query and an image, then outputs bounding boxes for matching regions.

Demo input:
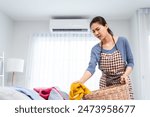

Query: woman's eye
[97,28,100,31]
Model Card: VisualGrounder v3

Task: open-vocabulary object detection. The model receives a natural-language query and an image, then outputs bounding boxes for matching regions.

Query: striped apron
[99,40,134,99]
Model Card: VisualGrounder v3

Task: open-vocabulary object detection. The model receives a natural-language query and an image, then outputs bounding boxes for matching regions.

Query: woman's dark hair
[90,16,113,36]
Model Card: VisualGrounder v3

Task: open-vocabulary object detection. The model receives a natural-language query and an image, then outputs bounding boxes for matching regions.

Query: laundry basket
[83,83,130,100]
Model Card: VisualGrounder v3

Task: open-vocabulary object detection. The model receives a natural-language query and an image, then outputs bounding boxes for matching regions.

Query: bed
[0,86,69,100]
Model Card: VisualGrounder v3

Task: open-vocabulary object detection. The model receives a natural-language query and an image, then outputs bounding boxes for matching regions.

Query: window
[26,33,100,92]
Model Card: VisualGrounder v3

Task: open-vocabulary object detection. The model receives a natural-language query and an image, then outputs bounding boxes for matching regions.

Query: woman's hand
[120,74,128,84]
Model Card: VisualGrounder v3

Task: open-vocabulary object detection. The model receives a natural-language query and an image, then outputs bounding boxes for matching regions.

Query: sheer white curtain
[137,8,150,99]
[26,32,100,92]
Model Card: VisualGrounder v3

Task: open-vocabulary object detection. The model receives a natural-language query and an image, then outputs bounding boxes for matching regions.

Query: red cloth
[34,87,53,100]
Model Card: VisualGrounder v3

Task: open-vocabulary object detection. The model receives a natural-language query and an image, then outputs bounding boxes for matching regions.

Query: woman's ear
[105,24,109,29]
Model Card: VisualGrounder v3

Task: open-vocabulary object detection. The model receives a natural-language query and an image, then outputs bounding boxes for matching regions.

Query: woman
[76,16,134,99]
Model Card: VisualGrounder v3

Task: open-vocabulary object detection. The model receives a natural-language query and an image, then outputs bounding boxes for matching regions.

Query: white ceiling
[0,0,150,21]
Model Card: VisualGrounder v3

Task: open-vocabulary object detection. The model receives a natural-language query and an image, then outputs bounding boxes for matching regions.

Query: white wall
[12,20,131,88]
[11,21,49,87]
[0,12,14,56]
[0,11,14,86]
[108,19,131,40]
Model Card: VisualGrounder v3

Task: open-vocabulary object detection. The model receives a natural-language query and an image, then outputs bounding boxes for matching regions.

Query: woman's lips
[97,35,101,39]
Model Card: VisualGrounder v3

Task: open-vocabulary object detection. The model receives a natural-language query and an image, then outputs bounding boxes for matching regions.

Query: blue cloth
[86,36,134,74]
[48,87,69,100]
[14,87,44,100]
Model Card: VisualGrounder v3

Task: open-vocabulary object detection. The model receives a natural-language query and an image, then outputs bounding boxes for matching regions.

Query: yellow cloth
[69,82,91,100]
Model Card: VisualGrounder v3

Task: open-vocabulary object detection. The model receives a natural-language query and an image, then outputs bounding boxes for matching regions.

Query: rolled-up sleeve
[125,39,134,68]
[86,47,98,75]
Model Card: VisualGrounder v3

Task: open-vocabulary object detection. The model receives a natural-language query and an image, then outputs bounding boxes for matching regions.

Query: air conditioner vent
[52,29,88,32]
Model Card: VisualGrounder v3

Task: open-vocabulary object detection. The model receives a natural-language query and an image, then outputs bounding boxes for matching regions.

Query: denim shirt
[86,36,134,75]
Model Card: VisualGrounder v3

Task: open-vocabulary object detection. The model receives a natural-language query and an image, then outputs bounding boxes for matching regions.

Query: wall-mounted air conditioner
[49,18,90,32]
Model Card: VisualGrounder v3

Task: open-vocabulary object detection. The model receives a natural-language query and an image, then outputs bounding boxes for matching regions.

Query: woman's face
[91,22,108,41]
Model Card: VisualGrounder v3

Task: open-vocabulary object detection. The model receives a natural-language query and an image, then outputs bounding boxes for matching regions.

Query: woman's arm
[75,45,99,84]
[120,66,133,84]
[124,66,133,76]
[120,38,134,83]
[79,71,92,84]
